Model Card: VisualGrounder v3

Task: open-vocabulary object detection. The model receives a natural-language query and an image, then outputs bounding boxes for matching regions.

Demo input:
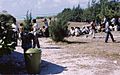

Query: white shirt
[75,28,80,36]
[33,23,40,32]
[103,17,106,23]
[70,29,75,35]
[105,22,110,32]
[111,18,115,24]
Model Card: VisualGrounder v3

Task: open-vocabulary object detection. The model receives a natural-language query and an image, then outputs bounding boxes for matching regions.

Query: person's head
[43,26,45,29]
[33,19,36,23]
[20,23,23,26]
[49,17,51,20]
[71,27,74,30]
[44,18,47,21]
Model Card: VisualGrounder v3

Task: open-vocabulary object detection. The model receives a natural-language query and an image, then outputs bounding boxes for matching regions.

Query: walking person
[32,19,40,48]
[105,17,115,43]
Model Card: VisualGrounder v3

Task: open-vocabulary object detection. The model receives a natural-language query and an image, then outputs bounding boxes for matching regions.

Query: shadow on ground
[62,40,88,44]
[40,60,67,75]
[0,51,26,74]
[0,51,66,74]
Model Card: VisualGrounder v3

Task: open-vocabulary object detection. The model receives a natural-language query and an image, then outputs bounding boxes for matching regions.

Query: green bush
[0,13,16,56]
[49,19,68,42]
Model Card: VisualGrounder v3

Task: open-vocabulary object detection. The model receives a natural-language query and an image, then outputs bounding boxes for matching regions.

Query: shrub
[49,18,68,42]
[0,13,16,56]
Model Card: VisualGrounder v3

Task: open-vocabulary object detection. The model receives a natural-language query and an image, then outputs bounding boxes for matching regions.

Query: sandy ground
[40,31,120,75]
[1,31,120,74]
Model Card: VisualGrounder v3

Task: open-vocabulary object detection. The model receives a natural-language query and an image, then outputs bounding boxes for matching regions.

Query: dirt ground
[40,31,120,75]
[1,21,120,74]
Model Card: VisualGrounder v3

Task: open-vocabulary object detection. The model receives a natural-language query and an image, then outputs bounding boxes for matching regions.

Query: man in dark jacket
[21,29,34,53]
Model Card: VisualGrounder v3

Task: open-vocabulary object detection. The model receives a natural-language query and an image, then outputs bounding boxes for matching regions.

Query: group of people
[12,18,50,53]
[11,16,120,53]
[69,20,96,38]
[69,26,89,37]
[69,16,120,43]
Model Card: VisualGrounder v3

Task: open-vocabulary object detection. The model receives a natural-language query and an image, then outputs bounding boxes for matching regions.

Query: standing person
[48,17,52,26]
[21,28,35,53]
[43,18,49,37]
[32,19,40,48]
[11,22,19,46]
[105,18,115,43]
[87,20,96,38]
[18,23,24,45]
[44,18,49,28]
[19,23,24,36]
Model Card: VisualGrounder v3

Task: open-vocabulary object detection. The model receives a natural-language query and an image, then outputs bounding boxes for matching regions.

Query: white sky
[0,0,90,19]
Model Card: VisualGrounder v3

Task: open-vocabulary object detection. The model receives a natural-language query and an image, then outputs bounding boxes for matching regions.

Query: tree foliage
[57,0,120,22]
[24,11,32,31]
[0,13,16,56]
[49,18,68,42]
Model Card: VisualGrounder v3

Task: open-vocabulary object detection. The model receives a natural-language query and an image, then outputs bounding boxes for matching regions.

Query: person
[43,18,49,37]
[48,17,52,26]
[105,17,115,43]
[87,20,96,38]
[81,26,89,34]
[44,18,49,28]
[11,22,19,46]
[70,27,75,36]
[111,17,115,26]
[18,23,24,45]
[75,27,81,36]
[19,23,24,33]
[42,25,49,37]
[32,19,40,48]
[21,28,35,53]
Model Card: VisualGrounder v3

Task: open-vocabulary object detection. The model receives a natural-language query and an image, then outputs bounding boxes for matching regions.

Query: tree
[49,18,68,42]
[24,11,32,31]
[0,13,16,56]
[56,0,120,22]
[71,5,83,22]
[57,8,72,21]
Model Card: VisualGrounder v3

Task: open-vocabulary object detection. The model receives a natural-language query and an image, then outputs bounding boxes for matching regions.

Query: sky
[0,0,90,19]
